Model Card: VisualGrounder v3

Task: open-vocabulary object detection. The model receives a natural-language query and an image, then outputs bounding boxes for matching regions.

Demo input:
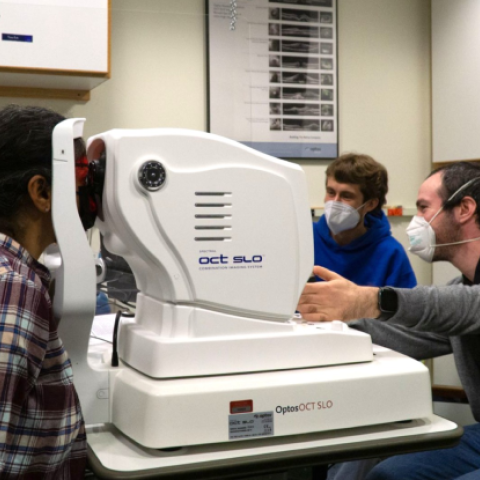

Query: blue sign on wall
[2,34,33,43]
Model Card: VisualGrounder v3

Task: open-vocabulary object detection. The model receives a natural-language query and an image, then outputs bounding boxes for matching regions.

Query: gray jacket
[351,277,480,421]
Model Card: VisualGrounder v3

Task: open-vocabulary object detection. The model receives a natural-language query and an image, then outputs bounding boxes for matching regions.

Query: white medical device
[51,120,440,470]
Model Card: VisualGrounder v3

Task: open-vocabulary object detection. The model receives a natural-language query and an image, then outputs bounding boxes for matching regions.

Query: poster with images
[207,0,337,159]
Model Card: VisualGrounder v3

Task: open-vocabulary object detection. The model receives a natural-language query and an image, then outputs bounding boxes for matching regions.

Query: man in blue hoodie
[314,153,416,480]
[314,153,416,289]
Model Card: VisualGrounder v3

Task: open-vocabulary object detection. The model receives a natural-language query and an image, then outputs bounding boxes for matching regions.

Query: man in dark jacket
[298,161,480,480]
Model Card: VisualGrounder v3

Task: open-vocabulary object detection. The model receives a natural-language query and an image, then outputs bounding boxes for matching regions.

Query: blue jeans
[366,423,480,480]
[327,458,381,480]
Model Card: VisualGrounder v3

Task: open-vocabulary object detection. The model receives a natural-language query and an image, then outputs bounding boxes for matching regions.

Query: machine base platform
[87,414,462,479]
[111,346,433,449]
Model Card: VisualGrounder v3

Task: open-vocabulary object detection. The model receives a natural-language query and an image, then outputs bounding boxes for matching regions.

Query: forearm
[351,318,452,359]
[386,284,480,336]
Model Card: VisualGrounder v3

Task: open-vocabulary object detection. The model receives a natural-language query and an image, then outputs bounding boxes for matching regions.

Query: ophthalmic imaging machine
[49,119,462,479]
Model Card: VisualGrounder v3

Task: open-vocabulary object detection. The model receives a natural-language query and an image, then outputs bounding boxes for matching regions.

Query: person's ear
[364,197,379,214]
[27,175,51,214]
[456,196,477,225]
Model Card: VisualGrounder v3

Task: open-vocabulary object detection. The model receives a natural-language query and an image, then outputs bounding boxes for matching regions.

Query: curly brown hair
[326,153,388,214]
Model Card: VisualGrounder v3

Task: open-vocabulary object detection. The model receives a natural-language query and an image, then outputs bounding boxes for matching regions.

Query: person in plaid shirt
[0,105,87,479]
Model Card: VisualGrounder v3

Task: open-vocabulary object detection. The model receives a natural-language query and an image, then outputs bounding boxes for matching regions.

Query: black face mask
[77,185,97,230]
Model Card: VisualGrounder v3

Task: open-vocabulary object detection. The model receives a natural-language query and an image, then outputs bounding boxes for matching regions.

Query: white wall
[432,0,480,162]
[0,0,432,283]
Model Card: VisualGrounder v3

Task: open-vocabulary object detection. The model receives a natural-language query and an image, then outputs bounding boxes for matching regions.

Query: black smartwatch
[376,287,398,321]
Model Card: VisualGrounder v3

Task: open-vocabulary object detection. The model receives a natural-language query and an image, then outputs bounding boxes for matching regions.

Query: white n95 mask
[406,215,437,263]
[324,200,365,235]
[407,213,480,263]
[407,177,480,263]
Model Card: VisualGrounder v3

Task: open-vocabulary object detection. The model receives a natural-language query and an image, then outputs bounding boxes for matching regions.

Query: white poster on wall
[207,0,337,159]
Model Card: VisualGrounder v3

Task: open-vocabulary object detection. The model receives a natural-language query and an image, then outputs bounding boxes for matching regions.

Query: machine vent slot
[195,214,232,219]
[195,237,231,242]
[195,203,232,207]
[195,192,231,196]
[195,226,230,230]
[195,192,233,241]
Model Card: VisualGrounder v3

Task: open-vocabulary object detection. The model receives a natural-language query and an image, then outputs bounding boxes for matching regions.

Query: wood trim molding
[0,87,90,101]
[0,66,109,78]
[432,384,469,403]
[433,159,480,170]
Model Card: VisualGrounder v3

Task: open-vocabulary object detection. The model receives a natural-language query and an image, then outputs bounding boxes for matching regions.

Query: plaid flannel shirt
[0,235,86,479]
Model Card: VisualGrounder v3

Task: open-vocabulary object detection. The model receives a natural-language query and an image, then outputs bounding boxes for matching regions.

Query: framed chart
[206,0,338,159]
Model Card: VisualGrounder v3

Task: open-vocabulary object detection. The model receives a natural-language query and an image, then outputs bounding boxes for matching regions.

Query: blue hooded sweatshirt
[313,211,417,288]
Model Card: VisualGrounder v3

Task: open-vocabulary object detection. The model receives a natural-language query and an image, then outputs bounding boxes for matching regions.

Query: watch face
[380,288,398,312]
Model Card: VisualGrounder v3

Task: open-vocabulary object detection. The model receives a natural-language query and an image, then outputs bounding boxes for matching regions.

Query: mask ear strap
[444,177,480,205]
[432,236,480,248]
[428,204,445,226]
[431,177,480,225]
[356,201,370,215]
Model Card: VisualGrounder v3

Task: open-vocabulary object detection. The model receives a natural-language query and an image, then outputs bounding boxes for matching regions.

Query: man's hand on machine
[296,266,381,322]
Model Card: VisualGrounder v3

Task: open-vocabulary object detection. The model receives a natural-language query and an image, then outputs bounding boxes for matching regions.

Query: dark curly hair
[326,153,388,214]
[0,104,84,238]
